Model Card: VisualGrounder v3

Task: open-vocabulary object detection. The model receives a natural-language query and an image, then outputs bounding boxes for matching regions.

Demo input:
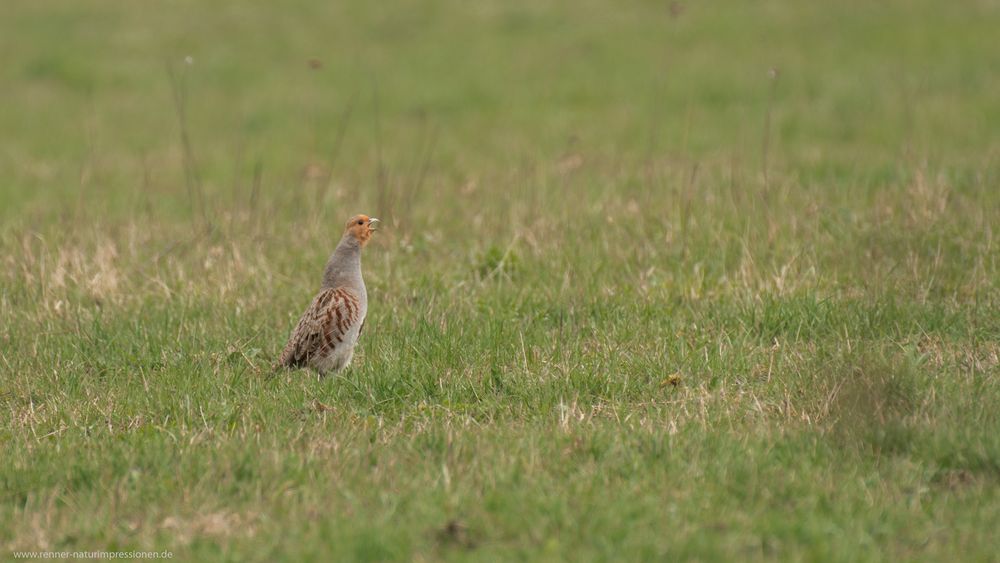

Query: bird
[277,214,380,375]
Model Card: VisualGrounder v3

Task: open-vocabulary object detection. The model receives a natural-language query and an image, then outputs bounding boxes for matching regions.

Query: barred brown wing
[278,288,362,368]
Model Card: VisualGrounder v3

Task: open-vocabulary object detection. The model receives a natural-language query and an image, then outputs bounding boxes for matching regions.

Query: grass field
[2,0,1000,560]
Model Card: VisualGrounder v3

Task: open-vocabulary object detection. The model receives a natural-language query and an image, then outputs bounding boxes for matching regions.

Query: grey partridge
[278,214,379,375]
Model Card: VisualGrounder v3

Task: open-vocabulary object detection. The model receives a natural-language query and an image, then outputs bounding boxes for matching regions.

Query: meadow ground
[2,0,999,560]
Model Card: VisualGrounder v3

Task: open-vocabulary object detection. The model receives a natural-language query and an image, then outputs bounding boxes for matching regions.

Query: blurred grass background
[1,0,999,560]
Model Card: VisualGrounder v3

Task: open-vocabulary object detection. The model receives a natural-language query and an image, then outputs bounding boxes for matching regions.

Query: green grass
[2,0,999,560]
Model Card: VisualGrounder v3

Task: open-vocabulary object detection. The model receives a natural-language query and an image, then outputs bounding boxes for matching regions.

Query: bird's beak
[368,218,381,231]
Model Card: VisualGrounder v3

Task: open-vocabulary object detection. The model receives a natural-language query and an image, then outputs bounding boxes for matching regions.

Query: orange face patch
[344,214,378,246]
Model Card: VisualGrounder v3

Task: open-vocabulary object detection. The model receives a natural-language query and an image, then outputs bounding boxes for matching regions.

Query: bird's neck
[321,235,364,291]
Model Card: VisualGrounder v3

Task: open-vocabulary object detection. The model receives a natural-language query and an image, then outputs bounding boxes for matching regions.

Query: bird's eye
[358,220,364,225]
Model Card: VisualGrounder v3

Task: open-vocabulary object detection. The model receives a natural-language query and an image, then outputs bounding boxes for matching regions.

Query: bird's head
[344,214,380,246]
